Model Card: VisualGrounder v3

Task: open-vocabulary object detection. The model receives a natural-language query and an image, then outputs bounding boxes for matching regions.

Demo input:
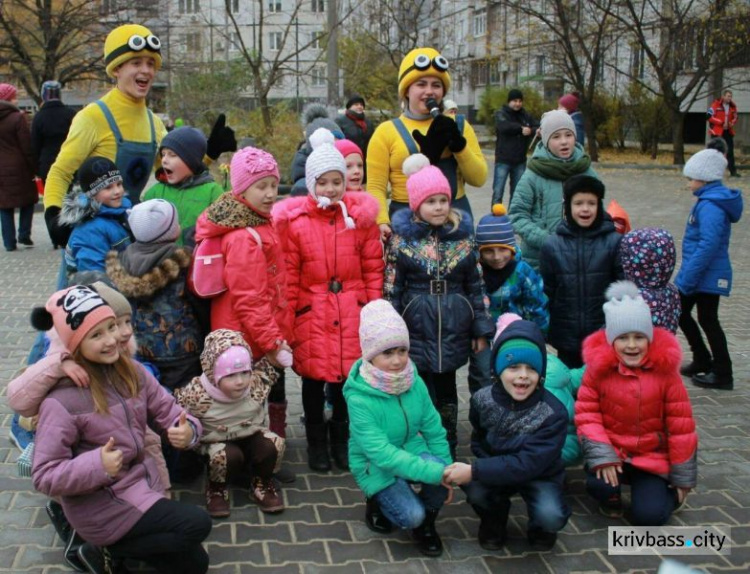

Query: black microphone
[426,98,440,118]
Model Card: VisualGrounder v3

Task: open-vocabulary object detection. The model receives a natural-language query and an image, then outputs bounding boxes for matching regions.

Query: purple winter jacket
[32,362,202,546]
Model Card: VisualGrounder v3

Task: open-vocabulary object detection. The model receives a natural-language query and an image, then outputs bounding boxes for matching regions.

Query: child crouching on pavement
[174,329,285,518]
[575,281,698,525]
[444,317,570,551]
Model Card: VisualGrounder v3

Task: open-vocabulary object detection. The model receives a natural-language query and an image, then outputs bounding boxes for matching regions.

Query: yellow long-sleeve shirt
[365,114,488,225]
[44,88,167,209]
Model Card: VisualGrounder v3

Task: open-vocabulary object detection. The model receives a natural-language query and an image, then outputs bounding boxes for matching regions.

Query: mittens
[44,206,72,249]
[206,114,237,160]
[412,115,466,165]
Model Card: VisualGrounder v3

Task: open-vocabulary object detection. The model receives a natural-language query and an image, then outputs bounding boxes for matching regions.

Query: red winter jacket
[575,328,697,488]
[195,193,293,359]
[707,98,738,137]
[273,192,383,382]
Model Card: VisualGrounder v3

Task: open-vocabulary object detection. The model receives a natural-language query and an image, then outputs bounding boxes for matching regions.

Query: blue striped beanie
[476,204,516,253]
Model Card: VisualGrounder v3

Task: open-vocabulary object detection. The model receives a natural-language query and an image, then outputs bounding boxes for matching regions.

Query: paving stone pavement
[1,164,748,573]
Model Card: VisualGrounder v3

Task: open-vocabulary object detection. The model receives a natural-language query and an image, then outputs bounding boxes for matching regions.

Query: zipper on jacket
[577,231,585,339]
[435,231,443,372]
[397,396,410,439]
[113,386,152,487]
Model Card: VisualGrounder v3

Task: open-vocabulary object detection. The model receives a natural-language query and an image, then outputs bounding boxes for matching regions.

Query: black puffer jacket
[493,105,539,164]
[385,209,494,373]
[335,111,374,156]
[540,215,623,354]
[31,100,77,180]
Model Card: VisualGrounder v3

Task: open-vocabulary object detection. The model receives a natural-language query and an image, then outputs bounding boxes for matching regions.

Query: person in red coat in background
[273,128,384,473]
[707,89,739,177]
[575,281,697,526]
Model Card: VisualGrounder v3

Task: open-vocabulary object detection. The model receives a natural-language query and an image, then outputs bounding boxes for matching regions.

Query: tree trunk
[671,109,685,165]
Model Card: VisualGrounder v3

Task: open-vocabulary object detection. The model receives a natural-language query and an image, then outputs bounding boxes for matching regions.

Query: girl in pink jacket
[21,285,211,573]
[273,128,384,472]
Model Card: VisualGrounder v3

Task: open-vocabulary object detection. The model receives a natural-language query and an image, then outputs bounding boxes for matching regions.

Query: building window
[630,45,644,79]
[473,9,486,36]
[268,0,282,12]
[311,31,324,49]
[270,32,283,51]
[185,32,202,52]
[513,58,521,84]
[489,61,501,85]
[228,0,239,12]
[178,0,200,14]
[311,67,326,86]
[312,0,325,12]
[536,55,545,76]
[229,32,241,52]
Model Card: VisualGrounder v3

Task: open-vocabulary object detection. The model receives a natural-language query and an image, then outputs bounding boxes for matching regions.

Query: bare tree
[498,0,619,162]
[0,0,107,103]
[597,0,750,164]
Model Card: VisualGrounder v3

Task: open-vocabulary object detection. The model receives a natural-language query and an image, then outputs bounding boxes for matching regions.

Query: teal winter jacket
[343,359,452,497]
[544,354,584,466]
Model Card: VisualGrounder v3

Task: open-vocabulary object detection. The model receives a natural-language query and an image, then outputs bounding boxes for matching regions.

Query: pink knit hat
[403,154,451,212]
[230,147,280,196]
[558,93,579,113]
[30,285,116,354]
[0,83,18,102]
[492,312,523,345]
[359,299,410,361]
[334,139,363,161]
[213,345,253,383]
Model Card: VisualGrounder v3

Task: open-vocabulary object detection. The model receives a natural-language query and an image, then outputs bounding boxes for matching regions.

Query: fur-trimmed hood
[106,246,192,299]
[390,207,474,241]
[582,327,682,380]
[272,191,379,228]
[194,191,269,241]
[60,188,132,226]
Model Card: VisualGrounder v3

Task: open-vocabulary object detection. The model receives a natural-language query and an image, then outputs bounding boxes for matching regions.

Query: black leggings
[420,371,458,407]
[108,498,211,574]
[302,378,347,424]
[679,292,732,376]
[268,367,286,403]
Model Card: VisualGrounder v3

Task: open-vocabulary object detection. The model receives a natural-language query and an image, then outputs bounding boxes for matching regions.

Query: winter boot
[305,422,331,471]
[365,497,393,534]
[680,360,712,377]
[328,419,350,471]
[411,509,443,557]
[250,476,284,513]
[268,401,288,438]
[438,403,459,461]
[205,481,231,518]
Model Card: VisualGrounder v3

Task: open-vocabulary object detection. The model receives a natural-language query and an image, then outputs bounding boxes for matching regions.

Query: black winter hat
[563,174,606,228]
[160,126,207,175]
[345,94,366,109]
[77,157,122,197]
[507,89,524,102]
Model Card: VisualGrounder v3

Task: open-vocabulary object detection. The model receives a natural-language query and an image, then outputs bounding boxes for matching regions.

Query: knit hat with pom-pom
[403,153,451,212]
[603,280,653,344]
[30,285,115,354]
[305,128,355,228]
[301,103,344,146]
[359,299,411,362]
[230,146,280,196]
[476,204,516,253]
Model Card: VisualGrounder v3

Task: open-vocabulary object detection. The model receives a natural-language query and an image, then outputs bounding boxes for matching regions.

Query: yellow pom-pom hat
[104,24,162,78]
[398,47,452,100]
[476,204,516,253]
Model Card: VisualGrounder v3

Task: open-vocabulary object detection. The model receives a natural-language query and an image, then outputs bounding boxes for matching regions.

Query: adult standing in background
[31,81,77,185]
[708,89,740,177]
[367,47,487,241]
[558,93,585,147]
[0,83,37,252]
[335,95,374,164]
[492,89,539,207]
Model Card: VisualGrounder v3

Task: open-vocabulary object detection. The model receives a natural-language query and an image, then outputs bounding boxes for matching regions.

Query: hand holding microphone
[412,98,467,164]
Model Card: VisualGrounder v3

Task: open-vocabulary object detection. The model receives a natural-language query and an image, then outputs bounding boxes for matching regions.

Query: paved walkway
[1,166,748,573]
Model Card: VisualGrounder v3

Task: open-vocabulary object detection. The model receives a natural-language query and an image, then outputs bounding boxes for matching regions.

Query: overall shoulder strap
[391,118,420,155]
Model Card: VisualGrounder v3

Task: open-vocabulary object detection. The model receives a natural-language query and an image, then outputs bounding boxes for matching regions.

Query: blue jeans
[586,463,677,526]
[464,477,570,533]
[491,162,526,207]
[0,205,34,250]
[468,346,493,396]
[374,453,448,530]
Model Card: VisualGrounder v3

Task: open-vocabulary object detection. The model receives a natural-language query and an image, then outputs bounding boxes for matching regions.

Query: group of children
[7,95,743,570]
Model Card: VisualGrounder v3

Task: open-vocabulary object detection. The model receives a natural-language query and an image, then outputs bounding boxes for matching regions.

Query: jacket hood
[490,319,548,381]
[390,206,474,240]
[194,191,269,240]
[272,191,379,227]
[106,246,191,299]
[201,329,253,386]
[344,358,419,399]
[620,227,676,289]
[582,327,682,380]
[0,100,20,121]
[60,190,132,226]
[695,181,743,223]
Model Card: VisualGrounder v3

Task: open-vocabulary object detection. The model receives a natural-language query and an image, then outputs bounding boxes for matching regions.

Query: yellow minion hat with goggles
[104,24,162,78]
[398,47,452,99]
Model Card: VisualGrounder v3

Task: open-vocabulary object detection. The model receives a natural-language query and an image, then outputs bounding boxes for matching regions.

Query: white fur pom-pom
[605,280,640,302]
[316,196,332,209]
[309,127,335,150]
[402,153,430,177]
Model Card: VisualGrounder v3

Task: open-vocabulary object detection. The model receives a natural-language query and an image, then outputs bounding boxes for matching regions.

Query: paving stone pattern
[1,164,748,573]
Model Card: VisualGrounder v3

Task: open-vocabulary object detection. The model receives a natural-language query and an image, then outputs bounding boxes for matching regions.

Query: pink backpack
[188,227,262,298]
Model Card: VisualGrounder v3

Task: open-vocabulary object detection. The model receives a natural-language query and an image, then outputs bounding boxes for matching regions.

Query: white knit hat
[540,109,576,147]
[359,300,410,361]
[128,199,181,243]
[603,281,653,344]
[683,149,727,182]
[305,128,346,199]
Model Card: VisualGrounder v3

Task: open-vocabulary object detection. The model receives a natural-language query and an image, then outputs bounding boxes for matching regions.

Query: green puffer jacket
[508,143,597,270]
[343,359,452,497]
[544,354,585,466]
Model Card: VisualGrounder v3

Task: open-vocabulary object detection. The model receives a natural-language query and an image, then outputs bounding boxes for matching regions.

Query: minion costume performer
[366,48,487,238]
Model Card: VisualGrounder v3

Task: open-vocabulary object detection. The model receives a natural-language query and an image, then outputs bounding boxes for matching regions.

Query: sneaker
[18,237,34,246]
[250,477,284,513]
[527,529,557,550]
[9,415,34,451]
[599,493,624,518]
[206,482,230,518]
